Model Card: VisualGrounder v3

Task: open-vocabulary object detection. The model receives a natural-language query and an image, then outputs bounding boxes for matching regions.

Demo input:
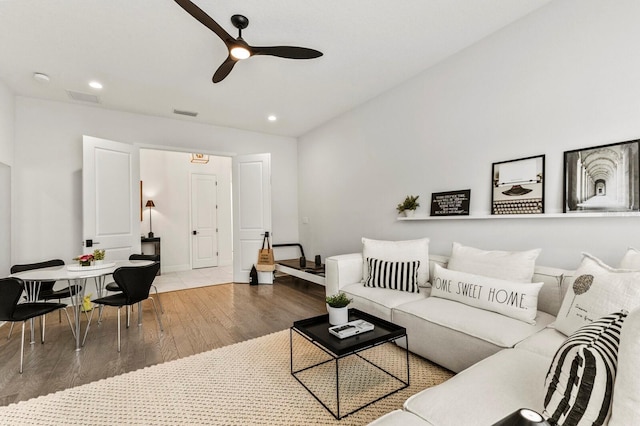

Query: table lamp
[146,200,155,238]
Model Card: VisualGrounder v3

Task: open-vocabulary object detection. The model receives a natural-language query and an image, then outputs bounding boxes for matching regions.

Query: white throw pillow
[619,247,640,269]
[430,264,543,324]
[362,237,430,287]
[609,308,640,425]
[555,253,640,336]
[544,311,627,426]
[447,242,541,283]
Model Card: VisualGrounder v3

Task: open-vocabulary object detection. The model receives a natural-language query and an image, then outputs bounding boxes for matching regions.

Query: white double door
[82,136,271,282]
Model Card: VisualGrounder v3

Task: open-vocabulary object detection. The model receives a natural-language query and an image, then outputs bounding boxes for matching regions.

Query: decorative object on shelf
[492,155,545,215]
[190,153,209,164]
[315,254,322,267]
[564,139,640,213]
[73,253,94,267]
[396,195,420,217]
[145,199,156,238]
[430,189,471,216]
[325,292,352,325]
[93,249,105,265]
[299,256,306,268]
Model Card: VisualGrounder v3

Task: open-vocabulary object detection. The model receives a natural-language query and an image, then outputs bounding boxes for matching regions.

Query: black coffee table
[290,309,409,419]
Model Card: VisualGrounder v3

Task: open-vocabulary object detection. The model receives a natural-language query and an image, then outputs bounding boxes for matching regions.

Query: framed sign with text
[430,190,471,216]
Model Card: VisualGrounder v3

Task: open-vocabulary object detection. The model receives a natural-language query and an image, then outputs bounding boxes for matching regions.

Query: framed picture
[564,139,640,213]
[430,189,471,216]
[492,155,545,215]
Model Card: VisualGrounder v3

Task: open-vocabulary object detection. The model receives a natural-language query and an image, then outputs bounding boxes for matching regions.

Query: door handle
[192,230,198,235]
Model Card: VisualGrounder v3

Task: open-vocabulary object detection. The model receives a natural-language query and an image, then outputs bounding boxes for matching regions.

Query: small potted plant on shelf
[93,249,105,265]
[397,195,420,217]
[73,253,94,267]
[326,292,352,325]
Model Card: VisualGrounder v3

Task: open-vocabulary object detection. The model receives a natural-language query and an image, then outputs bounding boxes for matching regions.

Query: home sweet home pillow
[447,242,541,283]
[362,237,430,287]
[555,253,640,336]
[430,264,543,324]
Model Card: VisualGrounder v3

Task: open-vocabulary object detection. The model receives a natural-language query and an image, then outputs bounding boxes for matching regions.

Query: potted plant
[326,292,352,325]
[93,249,105,265]
[73,254,94,267]
[397,195,420,217]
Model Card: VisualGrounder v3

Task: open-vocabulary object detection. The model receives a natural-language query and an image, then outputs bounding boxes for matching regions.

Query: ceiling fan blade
[212,56,237,83]
[252,46,323,60]
[174,0,234,45]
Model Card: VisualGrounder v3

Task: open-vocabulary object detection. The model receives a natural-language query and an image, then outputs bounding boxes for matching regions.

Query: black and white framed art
[491,155,545,215]
[564,139,640,213]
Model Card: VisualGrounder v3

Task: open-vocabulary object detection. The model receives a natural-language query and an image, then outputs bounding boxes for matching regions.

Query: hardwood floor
[0,277,326,406]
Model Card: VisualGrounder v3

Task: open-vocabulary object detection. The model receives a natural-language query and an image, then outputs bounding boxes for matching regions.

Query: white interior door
[191,173,218,269]
[82,135,141,260]
[232,153,272,282]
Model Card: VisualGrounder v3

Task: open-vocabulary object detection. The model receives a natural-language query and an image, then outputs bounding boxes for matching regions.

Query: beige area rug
[0,330,453,425]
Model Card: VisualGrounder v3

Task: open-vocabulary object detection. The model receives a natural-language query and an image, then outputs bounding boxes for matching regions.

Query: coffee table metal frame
[290,309,409,420]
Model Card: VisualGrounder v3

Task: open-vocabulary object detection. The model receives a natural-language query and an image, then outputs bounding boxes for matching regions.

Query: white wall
[298,0,640,269]
[0,80,14,276]
[13,97,298,265]
[140,149,233,271]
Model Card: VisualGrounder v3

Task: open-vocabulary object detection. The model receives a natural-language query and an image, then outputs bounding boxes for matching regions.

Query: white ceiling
[0,0,552,137]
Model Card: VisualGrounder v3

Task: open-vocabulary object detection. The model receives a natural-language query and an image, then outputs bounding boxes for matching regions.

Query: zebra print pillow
[364,258,420,293]
[543,311,627,426]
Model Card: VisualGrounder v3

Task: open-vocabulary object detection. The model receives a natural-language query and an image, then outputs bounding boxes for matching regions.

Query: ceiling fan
[174,0,323,83]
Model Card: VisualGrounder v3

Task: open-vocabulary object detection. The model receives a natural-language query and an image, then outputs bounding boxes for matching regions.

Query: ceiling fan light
[230,46,250,60]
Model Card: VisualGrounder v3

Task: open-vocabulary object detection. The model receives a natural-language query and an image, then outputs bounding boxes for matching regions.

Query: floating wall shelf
[397,212,640,221]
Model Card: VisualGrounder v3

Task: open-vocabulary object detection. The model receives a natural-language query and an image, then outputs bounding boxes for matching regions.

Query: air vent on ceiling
[66,90,100,104]
[173,109,198,117]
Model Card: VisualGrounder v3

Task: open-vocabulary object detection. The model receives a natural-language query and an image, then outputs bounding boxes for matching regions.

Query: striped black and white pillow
[543,311,627,426]
[364,258,420,293]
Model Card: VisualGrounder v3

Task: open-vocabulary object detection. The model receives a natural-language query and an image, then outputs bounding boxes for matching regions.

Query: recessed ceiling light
[89,81,103,90]
[33,72,50,83]
[267,115,277,122]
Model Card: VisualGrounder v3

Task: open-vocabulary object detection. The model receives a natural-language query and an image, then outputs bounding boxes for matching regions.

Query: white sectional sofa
[325,242,640,425]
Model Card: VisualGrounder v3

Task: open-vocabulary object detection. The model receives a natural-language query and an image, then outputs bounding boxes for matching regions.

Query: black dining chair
[104,254,163,313]
[84,262,163,352]
[0,277,67,373]
[9,259,82,339]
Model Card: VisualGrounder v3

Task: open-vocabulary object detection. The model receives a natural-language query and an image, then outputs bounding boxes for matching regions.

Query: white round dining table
[10,260,153,351]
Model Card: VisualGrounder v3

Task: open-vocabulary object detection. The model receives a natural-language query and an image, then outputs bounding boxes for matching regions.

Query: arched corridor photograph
[564,140,640,212]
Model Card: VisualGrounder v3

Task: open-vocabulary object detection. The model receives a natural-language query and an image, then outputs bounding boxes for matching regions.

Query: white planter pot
[327,305,349,325]
[404,210,416,217]
[94,259,104,266]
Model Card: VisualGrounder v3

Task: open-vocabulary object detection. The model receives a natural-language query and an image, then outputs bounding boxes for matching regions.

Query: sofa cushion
[364,258,420,293]
[544,311,627,426]
[394,297,554,349]
[404,349,549,425]
[555,253,640,336]
[619,246,640,269]
[431,264,544,324]
[342,282,426,321]
[610,307,640,426]
[362,237,430,287]
[447,242,541,283]
[515,327,568,359]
